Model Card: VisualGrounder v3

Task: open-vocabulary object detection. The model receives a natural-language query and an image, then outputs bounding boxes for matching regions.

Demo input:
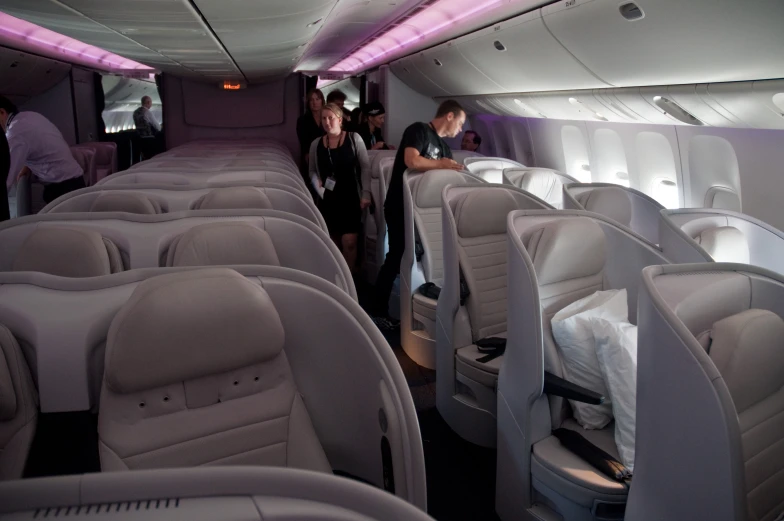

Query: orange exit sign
[221,81,246,90]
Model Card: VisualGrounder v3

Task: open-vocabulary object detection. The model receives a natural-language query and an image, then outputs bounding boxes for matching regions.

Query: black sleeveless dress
[316,134,362,236]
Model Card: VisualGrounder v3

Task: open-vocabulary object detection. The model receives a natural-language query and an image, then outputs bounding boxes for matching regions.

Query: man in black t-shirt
[372,100,466,328]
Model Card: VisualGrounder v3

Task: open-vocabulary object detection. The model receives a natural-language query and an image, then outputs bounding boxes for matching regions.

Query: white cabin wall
[480,115,784,230]
[71,68,99,143]
[381,67,439,150]
[20,75,77,146]
[163,74,301,159]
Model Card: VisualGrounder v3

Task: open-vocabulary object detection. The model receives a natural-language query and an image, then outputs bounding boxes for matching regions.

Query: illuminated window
[562,126,591,182]
[650,177,679,209]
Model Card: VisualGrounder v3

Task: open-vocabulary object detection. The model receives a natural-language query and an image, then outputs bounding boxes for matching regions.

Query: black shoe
[371,315,400,332]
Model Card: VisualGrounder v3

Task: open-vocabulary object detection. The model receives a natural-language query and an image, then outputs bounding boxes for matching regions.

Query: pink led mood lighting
[331,0,503,73]
[0,11,153,71]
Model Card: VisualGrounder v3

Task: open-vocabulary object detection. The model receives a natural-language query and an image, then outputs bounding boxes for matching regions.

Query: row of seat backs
[131,156,297,173]
[69,146,97,187]
[495,211,670,520]
[659,208,784,276]
[502,168,578,209]
[441,185,554,343]
[0,267,425,508]
[629,264,784,521]
[0,211,354,299]
[38,182,326,231]
[464,157,526,184]
[563,182,665,246]
[0,467,435,521]
[96,170,308,194]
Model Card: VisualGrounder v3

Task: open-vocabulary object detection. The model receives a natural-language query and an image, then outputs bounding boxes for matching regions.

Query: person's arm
[352,133,372,207]
[145,109,161,132]
[308,138,324,199]
[404,148,461,172]
[5,134,28,190]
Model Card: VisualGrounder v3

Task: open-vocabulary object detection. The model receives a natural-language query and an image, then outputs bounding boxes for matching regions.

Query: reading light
[0,11,153,73]
[307,18,323,27]
[327,0,503,73]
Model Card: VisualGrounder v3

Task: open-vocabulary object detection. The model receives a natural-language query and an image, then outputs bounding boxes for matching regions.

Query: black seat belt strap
[552,428,632,484]
[475,337,506,363]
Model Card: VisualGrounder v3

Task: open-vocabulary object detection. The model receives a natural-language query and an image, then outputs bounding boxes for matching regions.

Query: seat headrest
[527,217,606,286]
[105,269,285,393]
[195,187,272,210]
[518,170,559,197]
[695,226,750,264]
[166,222,280,267]
[578,187,632,227]
[415,170,469,208]
[709,309,784,412]
[0,326,18,421]
[12,227,121,277]
[454,188,519,238]
[90,193,161,214]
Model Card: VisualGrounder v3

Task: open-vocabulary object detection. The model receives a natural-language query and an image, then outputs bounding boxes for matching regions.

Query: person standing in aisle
[309,103,371,274]
[297,88,326,184]
[357,101,395,151]
[371,100,466,330]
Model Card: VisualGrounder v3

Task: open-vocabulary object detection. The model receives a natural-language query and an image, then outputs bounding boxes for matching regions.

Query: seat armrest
[544,372,605,405]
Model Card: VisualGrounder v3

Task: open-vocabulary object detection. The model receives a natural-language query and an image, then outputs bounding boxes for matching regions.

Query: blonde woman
[308,103,371,273]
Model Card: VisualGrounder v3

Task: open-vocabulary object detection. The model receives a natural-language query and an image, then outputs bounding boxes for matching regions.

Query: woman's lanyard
[325,132,345,172]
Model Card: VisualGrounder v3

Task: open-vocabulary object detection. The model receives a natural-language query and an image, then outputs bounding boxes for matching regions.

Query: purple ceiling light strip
[0,11,153,71]
[331,0,502,73]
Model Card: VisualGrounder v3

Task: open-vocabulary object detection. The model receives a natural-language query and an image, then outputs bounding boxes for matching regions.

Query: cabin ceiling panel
[0,0,182,72]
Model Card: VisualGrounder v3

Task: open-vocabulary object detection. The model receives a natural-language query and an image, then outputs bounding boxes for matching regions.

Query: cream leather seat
[496,211,669,521]
[464,157,525,184]
[503,168,577,209]
[11,226,124,277]
[0,267,426,507]
[70,146,96,187]
[72,142,118,184]
[364,151,397,281]
[658,209,784,276]
[400,169,485,369]
[0,324,37,480]
[628,263,784,521]
[163,222,281,267]
[90,192,164,214]
[98,269,330,471]
[437,185,552,447]
[452,150,483,164]
[563,183,664,246]
[0,213,353,297]
[0,467,436,521]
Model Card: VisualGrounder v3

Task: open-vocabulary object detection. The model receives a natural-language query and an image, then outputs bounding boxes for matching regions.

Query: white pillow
[551,289,628,429]
[592,317,638,471]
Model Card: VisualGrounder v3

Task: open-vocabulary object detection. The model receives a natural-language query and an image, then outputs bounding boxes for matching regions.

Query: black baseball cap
[363,101,385,116]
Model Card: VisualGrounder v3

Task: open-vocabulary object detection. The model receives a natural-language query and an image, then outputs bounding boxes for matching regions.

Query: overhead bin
[455,10,609,94]
[0,48,70,100]
[389,57,449,98]
[411,42,507,97]
[541,0,784,87]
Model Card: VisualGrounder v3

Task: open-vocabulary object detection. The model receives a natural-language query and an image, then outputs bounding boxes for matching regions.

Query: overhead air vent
[433,59,443,67]
[619,2,645,21]
[653,96,704,125]
[493,40,506,52]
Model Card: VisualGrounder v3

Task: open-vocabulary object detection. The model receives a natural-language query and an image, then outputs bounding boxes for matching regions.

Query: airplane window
[636,131,678,206]
[561,125,591,182]
[650,177,679,209]
[593,129,629,186]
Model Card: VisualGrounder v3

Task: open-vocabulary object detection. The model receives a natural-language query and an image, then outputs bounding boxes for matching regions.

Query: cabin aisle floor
[357,270,500,521]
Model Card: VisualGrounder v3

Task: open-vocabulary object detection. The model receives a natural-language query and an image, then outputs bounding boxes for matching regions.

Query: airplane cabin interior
[0,1,783,520]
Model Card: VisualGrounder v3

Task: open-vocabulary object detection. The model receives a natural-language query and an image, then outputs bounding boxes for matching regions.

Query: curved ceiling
[0,0,442,83]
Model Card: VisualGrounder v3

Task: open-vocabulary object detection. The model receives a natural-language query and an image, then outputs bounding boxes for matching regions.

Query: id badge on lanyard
[325,144,337,191]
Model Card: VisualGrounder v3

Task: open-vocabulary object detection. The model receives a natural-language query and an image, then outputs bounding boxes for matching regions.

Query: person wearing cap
[357,101,395,151]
